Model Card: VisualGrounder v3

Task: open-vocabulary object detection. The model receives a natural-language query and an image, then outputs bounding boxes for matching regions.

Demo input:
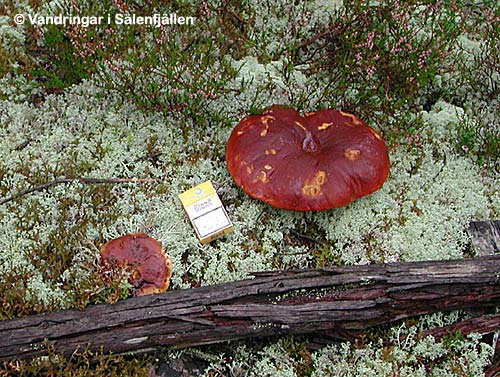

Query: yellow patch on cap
[241,161,254,175]
[294,121,307,131]
[301,170,327,197]
[265,148,277,155]
[344,148,361,161]
[339,111,363,126]
[259,115,276,137]
[261,115,275,126]
[256,170,269,183]
[370,128,382,141]
[318,122,334,130]
[264,164,272,170]
[236,118,254,135]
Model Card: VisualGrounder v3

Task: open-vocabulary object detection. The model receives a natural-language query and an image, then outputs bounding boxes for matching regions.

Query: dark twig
[296,27,337,51]
[0,177,159,205]
[288,228,323,245]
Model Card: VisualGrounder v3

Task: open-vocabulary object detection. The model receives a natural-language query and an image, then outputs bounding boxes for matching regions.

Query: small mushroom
[99,233,172,296]
[225,107,390,211]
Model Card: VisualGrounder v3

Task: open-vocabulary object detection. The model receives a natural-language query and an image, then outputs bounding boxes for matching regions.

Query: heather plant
[294,1,466,122]
[33,0,241,125]
[451,4,500,169]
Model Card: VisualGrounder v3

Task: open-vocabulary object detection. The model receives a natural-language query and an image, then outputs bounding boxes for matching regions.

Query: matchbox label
[185,195,222,219]
[178,181,233,244]
[193,207,231,239]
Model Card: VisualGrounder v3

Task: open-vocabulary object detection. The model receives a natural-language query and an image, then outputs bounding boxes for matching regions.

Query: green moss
[1,342,151,376]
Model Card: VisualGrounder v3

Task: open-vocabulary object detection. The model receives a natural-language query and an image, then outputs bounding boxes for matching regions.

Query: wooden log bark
[2,256,500,361]
[419,313,500,341]
[468,220,500,256]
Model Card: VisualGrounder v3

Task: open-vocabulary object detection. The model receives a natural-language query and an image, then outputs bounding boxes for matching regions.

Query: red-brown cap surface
[225,108,390,211]
[99,233,172,296]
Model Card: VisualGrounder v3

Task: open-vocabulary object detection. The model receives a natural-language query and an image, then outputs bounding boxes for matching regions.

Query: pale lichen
[310,328,493,377]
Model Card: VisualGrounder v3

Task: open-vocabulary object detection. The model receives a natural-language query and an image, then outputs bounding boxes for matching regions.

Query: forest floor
[0,1,499,375]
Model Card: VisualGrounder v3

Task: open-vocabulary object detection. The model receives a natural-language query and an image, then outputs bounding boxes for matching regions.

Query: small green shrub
[294,1,466,121]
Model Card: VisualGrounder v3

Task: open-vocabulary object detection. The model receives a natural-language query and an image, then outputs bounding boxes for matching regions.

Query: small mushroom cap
[225,108,390,211]
[99,233,172,296]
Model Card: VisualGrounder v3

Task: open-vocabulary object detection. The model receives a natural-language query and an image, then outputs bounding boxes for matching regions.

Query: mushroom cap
[99,233,172,296]
[225,108,390,211]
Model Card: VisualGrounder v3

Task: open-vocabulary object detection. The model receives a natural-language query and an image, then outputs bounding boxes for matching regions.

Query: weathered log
[1,255,500,361]
[422,313,500,341]
[468,220,500,256]
[310,311,500,347]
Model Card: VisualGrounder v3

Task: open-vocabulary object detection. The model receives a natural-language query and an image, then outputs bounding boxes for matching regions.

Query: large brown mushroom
[225,107,390,211]
[99,233,172,296]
